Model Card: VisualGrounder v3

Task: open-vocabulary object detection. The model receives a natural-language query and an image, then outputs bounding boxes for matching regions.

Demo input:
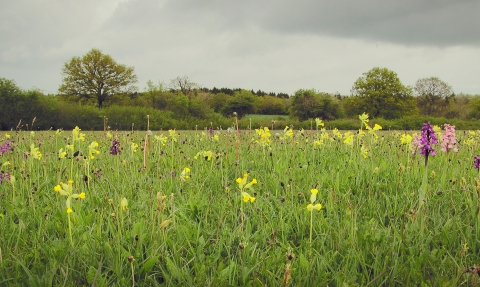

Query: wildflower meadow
[1,114,480,286]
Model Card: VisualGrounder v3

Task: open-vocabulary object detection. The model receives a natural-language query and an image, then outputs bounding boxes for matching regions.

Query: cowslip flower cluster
[307,188,322,211]
[400,134,413,145]
[58,148,67,159]
[0,139,13,155]
[253,127,271,147]
[194,150,215,161]
[359,113,369,127]
[343,131,354,146]
[54,180,86,213]
[236,173,257,202]
[441,124,458,153]
[29,143,42,160]
[154,135,167,146]
[121,197,128,211]
[130,142,139,153]
[180,167,191,181]
[88,141,100,160]
[72,126,85,142]
[315,118,324,129]
[361,145,369,159]
[283,126,294,140]
[110,139,120,155]
[365,123,382,139]
[168,129,178,142]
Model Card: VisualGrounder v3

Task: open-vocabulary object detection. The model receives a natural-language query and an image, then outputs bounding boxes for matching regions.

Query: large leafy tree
[351,67,417,119]
[59,48,138,108]
[414,77,454,116]
[289,89,343,121]
[221,90,261,118]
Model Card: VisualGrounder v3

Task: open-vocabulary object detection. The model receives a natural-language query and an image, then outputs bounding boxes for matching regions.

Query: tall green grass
[0,124,480,286]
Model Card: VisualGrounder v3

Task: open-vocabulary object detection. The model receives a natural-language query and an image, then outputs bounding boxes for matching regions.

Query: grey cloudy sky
[1,0,479,96]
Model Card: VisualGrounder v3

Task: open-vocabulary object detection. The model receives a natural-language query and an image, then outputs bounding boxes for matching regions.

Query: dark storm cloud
[161,0,480,47]
[0,0,479,95]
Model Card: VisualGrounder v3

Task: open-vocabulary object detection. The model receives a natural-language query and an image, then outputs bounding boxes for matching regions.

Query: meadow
[1,117,480,286]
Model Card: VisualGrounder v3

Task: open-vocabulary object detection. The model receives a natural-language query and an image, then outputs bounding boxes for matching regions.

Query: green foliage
[258,95,288,115]
[58,48,138,108]
[1,127,480,286]
[222,90,261,118]
[208,92,230,113]
[351,67,417,119]
[289,89,344,121]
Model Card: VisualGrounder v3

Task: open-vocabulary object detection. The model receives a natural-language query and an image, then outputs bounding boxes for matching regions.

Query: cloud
[0,0,479,96]
[156,0,480,47]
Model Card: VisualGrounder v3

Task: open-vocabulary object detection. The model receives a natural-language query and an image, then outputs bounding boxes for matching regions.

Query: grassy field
[1,120,480,286]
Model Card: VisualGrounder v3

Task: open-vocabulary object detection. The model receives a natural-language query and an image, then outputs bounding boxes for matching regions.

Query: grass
[1,124,480,286]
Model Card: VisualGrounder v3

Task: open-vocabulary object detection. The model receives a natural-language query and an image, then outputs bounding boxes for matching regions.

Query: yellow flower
[131,142,138,153]
[359,113,369,125]
[72,126,85,141]
[307,203,322,211]
[180,167,191,181]
[58,148,67,159]
[66,208,73,214]
[79,192,86,199]
[251,178,257,185]
[5,133,10,139]
[68,180,73,185]
[310,189,318,195]
[236,178,242,184]
[373,124,382,131]
[400,134,413,145]
[315,118,324,128]
[121,197,128,210]
[168,129,178,142]
[54,185,61,192]
[361,145,369,158]
[241,192,256,203]
[30,143,42,160]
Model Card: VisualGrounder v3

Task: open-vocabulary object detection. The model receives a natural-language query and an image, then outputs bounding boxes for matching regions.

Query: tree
[414,77,454,116]
[258,95,288,115]
[169,76,200,99]
[289,89,343,121]
[59,48,138,108]
[351,67,417,119]
[0,78,25,129]
[222,90,261,118]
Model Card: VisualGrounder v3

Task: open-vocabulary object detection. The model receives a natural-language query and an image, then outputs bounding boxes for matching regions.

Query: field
[1,120,480,286]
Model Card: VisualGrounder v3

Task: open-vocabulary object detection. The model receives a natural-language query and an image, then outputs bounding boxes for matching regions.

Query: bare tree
[169,76,200,99]
[414,77,454,116]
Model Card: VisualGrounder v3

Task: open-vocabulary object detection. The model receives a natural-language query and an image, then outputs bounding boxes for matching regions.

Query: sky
[1,0,479,96]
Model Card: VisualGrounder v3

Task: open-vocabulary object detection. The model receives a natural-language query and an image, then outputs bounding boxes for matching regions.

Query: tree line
[1,48,480,131]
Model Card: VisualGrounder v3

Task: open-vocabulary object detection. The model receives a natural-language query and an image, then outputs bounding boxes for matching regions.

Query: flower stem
[309,210,313,245]
[67,213,73,246]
